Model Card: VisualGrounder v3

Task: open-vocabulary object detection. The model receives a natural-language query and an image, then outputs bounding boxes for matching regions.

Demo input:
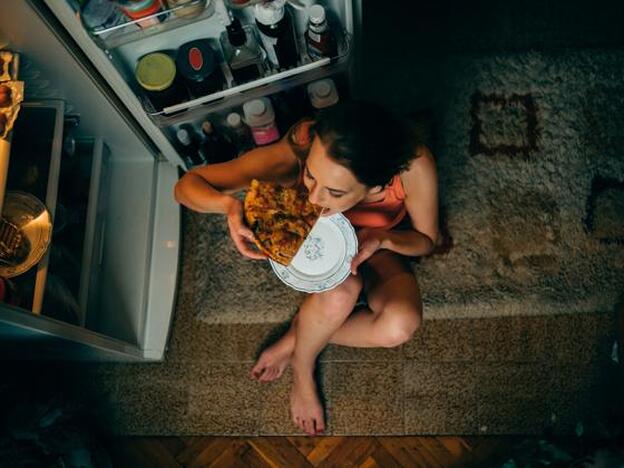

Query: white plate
[270,213,358,293]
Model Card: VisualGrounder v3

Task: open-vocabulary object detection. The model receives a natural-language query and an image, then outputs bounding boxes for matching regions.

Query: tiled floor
[63,306,618,436]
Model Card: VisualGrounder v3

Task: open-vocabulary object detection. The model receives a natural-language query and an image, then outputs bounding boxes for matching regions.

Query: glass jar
[135,52,188,111]
[176,39,225,98]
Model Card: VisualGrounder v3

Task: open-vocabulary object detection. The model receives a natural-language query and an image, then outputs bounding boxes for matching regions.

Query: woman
[174,100,440,436]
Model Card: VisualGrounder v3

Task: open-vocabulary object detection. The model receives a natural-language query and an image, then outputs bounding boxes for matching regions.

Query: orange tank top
[289,119,408,230]
[344,175,407,230]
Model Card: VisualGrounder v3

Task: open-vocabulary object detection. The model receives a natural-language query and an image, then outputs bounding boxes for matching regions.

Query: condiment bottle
[305,4,337,60]
[307,78,339,111]
[176,126,205,169]
[135,52,188,111]
[254,0,299,70]
[200,121,237,163]
[243,97,280,146]
[176,39,225,98]
[221,17,267,85]
[225,112,254,154]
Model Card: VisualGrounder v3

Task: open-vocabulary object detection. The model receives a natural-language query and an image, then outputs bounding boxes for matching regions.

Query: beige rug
[185,49,624,324]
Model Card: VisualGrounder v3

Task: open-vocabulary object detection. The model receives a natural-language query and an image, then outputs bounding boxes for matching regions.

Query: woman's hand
[225,197,267,260]
[350,228,384,274]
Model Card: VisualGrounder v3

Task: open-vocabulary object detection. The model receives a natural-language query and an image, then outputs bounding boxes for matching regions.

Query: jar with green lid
[135,52,188,111]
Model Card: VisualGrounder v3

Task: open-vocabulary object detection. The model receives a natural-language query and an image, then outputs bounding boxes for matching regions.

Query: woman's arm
[350,146,440,273]
[382,145,440,255]
[174,139,299,213]
[173,135,301,259]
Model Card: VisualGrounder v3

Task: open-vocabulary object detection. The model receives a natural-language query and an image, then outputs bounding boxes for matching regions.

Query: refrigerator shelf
[87,0,218,51]
[143,31,351,125]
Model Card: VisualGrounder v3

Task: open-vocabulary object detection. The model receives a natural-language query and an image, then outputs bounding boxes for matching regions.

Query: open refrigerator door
[0,0,180,362]
[43,0,360,170]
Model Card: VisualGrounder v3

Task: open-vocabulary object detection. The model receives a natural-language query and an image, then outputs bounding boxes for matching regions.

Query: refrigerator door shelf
[44,0,354,163]
[88,0,216,51]
[152,57,351,128]
[2,101,65,316]
[0,0,180,361]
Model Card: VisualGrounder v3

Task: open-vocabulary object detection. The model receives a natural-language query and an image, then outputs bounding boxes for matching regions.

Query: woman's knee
[373,305,422,348]
[316,275,363,320]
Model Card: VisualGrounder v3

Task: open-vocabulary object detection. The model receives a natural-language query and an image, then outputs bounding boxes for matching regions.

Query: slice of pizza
[244,179,323,265]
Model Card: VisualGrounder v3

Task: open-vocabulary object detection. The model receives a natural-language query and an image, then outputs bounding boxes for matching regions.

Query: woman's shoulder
[400,145,437,195]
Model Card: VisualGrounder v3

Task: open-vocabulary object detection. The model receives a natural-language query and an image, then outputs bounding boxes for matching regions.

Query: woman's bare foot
[250,328,296,383]
[290,371,325,435]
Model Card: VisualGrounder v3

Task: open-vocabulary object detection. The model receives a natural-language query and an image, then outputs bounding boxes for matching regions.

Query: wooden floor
[106,436,516,467]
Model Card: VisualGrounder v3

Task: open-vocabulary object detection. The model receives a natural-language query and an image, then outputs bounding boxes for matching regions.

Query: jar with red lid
[176,39,225,98]
[115,0,165,29]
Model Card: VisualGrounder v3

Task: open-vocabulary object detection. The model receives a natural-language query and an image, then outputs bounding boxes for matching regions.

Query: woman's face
[303,136,377,216]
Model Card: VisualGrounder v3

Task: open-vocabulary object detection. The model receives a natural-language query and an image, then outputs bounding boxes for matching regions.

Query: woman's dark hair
[314,100,420,187]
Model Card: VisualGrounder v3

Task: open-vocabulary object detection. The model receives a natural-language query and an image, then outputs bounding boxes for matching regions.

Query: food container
[176,39,224,98]
[117,0,165,29]
[81,0,126,32]
[135,52,188,111]
[166,0,210,18]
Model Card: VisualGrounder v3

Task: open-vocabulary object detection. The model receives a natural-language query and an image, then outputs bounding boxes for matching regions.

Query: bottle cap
[201,121,214,135]
[226,17,246,47]
[176,128,191,145]
[227,112,242,128]
[176,39,218,82]
[307,78,339,109]
[243,97,275,127]
[136,52,176,92]
[254,0,286,26]
[308,5,326,24]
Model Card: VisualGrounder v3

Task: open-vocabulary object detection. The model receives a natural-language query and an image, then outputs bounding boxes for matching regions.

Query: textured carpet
[57,307,619,436]
[186,47,624,324]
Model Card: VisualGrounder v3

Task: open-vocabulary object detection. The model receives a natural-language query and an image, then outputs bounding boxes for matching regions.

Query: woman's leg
[290,252,422,435]
[329,250,423,348]
[250,251,422,383]
[288,274,363,435]
[250,274,363,383]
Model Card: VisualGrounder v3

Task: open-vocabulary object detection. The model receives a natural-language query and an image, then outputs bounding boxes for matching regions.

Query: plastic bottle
[225,112,254,154]
[243,97,280,146]
[200,121,237,163]
[221,17,267,85]
[254,0,299,70]
[305,4,337,60]
[307,78,339,111]
[290,0,315,40]
[176,126,205,169]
